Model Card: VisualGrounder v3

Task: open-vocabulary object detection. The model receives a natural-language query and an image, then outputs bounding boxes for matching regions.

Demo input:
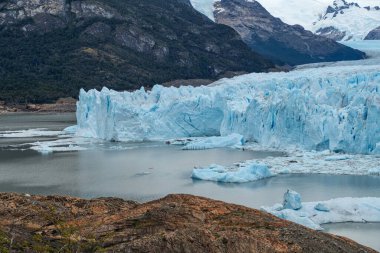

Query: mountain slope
[194,0,365,65]
[0,0,273,103]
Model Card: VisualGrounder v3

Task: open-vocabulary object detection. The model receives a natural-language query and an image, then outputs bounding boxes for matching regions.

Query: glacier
[262,192,380,230]
[76,63,380,155]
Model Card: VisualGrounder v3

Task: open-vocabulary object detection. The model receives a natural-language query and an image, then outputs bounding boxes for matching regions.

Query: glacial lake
[1,113,380,251]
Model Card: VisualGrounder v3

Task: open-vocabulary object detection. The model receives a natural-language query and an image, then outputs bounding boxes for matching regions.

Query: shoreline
[0,98,76,114]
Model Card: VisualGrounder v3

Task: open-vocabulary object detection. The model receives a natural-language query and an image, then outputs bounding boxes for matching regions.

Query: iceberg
[76,63,380,154]
[262,196,380,230]
[192,162,272,183]
[314,203,330,212]
[182,134,244,150]
[283,190,302,210]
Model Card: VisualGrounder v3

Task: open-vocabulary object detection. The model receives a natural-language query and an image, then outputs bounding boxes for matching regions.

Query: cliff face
[0,0,273,103]
[213,0,365,65]
[0,193,376,252]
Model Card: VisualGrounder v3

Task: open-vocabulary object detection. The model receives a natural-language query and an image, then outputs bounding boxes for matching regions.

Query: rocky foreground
[0,193,376,253]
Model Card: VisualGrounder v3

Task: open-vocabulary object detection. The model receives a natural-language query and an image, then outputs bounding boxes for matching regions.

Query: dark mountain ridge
[0,0,273,103]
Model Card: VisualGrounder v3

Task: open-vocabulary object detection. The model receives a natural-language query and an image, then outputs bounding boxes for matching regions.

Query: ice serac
[76,63,380,154]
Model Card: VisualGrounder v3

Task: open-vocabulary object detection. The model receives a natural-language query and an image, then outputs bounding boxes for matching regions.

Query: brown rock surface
[0,193,376,252]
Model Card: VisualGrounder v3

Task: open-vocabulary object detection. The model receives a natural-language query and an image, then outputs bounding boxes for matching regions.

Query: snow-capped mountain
[188,0,365,65]
[253,0,380,41]
[313,0,380,40]
[190,0,380,41]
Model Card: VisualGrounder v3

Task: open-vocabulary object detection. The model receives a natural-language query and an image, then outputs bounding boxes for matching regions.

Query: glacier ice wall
[76,64,380,154]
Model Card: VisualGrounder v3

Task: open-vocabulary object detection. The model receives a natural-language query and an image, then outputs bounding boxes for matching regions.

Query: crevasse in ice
[76,64,380,154]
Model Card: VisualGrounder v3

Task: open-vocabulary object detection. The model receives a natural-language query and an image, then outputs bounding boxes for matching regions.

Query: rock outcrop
[0,193,377,252]
[365,26,380,40]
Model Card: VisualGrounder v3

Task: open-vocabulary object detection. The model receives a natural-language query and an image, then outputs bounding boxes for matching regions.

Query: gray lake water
[0,113,379,251]
[324,223,380,252]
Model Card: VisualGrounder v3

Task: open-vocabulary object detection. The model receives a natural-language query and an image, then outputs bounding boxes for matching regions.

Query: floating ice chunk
[63,125,78,134]
[272,203,284,211]
[135,172,153,176]
[283,190,302,210]
[182,134,244,150]
[368,167,380,176]
[314,203,330,212]
[192,162,271,183]
[31,142,53,155]
[262,195,380,230]
[268,209,323,230]
[253,149,380,176]
[28,138,90,154]
[0,128,62,138]
[324,155,350,161]
[278,168,291,174]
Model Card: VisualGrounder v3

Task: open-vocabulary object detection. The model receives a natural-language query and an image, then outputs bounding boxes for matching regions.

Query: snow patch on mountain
[189,0,218,20]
